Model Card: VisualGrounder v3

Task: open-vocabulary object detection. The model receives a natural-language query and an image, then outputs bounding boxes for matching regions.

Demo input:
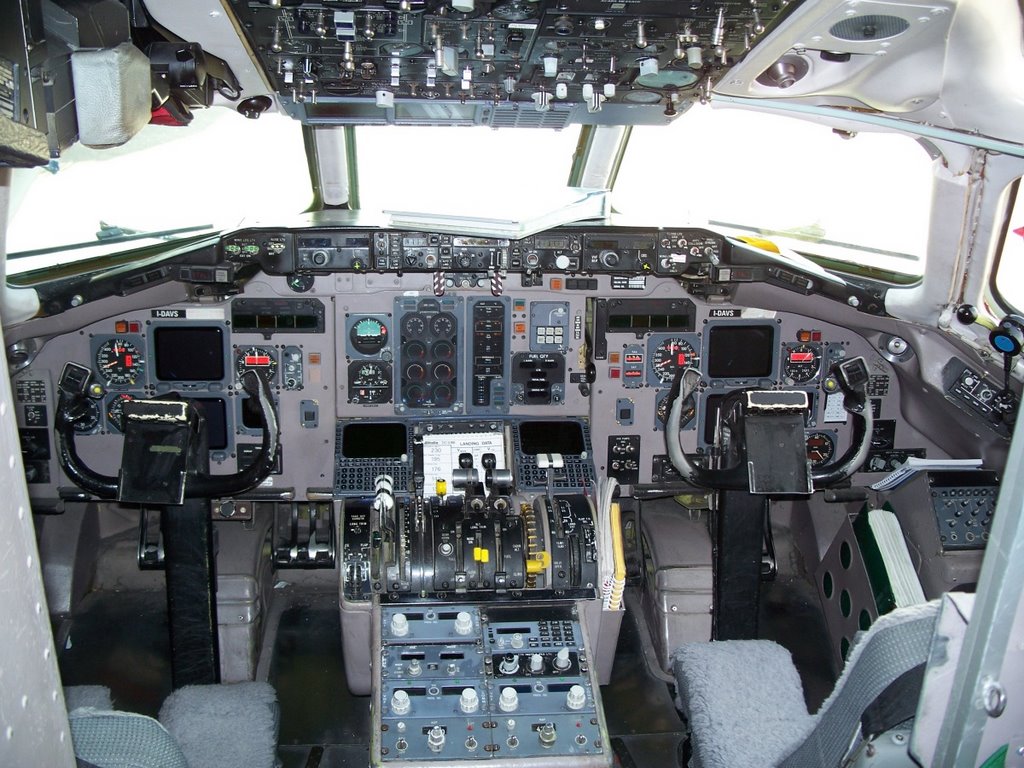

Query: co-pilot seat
[671,600,940,768]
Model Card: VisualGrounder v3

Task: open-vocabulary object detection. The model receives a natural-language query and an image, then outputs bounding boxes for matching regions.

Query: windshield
[613,106,934,278]
[354,125,582,216]
[6,104,935,281]
[6,108,313,275]
[995,180,1024,313]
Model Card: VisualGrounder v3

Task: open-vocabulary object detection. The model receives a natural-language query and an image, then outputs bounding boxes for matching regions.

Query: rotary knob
[459,687,480,714]
[500,654,520,675]
[566,684,586,711]
[454,611,473,636]
[391,689,411,715]
[498,687,519,712]
[427,725,446,753]
[391,613,409,637]
[553,647,571,671]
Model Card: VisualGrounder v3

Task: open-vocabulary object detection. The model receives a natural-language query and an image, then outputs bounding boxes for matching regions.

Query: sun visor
[71,42,152,148]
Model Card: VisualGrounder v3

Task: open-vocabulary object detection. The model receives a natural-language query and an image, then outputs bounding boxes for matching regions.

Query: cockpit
[2,1,1024,767]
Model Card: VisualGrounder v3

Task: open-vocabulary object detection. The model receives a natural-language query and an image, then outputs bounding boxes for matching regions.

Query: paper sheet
[421,431,507,496]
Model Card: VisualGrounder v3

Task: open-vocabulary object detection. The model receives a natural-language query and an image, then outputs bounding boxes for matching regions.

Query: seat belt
[780,602,939,768]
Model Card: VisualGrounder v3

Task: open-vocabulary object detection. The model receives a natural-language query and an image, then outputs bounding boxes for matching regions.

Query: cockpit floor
[56,588,172,718]
[271,589,689,768]
[270,589,370,767]
[54,512,833,767]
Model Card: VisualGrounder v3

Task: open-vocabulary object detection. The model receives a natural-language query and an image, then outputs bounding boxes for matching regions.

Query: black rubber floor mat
[58,589,172,717]
[269,590,371,749]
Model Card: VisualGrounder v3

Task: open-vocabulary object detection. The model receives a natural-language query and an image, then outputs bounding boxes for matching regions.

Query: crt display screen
[190,397,228,451]
[154,327,225,381]
[706,325,775,379]
[342,423,407,458]
[518,421,586,455]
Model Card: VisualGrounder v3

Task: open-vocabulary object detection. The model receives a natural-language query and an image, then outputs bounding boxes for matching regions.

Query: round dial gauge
[287,273,315,293]
[655,389,696,428]
[401,314,426,339]
[429,313,456,338]
[106,393,136,433]
[805,431,836,467]
[492,1,535,20]
[72,399,101,434]
[349,361,392,404]
[382,42,425,57]
[784,344,822,383]
[651,338,699,384]
[235,346,278,381]
[95,338,145,387]
[350,317,389,355]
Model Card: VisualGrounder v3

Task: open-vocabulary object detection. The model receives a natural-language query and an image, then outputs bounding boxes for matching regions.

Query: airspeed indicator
[651,338,699,384]
[95,338,145,387]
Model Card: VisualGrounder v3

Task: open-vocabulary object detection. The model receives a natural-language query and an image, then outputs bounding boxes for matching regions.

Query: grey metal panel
[932,396,1024,765]
[0,320,76,767]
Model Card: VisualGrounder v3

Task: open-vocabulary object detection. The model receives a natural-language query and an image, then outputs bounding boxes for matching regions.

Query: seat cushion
[159,682,278,768]
[69,709,189,768]
[673,640,813,768]
[65,685,114,712]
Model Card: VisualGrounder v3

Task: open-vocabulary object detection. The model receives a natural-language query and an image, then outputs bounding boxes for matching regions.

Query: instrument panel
[13,223,953,506]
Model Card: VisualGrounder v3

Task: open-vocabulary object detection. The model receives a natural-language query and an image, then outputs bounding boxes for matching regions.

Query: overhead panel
[227,0,804,127]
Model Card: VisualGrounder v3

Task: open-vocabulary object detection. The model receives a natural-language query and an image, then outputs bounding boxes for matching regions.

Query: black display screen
[519,421,585,455]
[190,397,228,451]
[706,325,775,379]
[154,327,225,381]
[607,313,691,331]
[342,422,407,458]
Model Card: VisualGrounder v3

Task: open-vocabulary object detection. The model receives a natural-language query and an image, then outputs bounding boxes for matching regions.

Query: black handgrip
[55,363,280,502]
[55,363,119,498]
[665,357,873,492]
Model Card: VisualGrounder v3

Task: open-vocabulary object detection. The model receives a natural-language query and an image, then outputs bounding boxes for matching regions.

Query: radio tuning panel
[375,604,610,765]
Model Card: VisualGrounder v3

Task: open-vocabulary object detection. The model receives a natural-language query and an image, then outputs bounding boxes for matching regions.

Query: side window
[995,181,1024,312]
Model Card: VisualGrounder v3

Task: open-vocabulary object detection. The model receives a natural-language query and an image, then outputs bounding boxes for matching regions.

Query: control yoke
[665,357,873,492]
[55,361,280,502]
[55,361,281,688]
